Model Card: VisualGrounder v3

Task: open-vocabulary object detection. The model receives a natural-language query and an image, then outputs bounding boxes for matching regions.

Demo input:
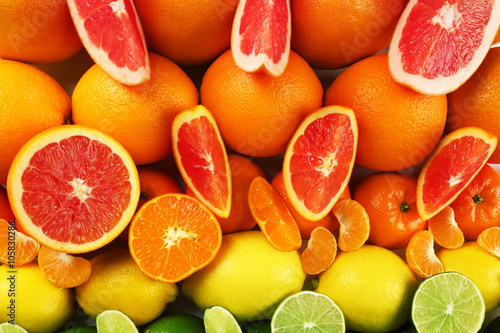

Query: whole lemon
[0,262,75,333]
[315,245,419,332]
[437,242,500,313]
[181,231,306,321]
[75,247,179,326]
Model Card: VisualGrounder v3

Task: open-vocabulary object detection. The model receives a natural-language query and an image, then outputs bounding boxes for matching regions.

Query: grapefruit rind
[416,127,497,221]
[388,0,500,95]
[283,105,358,221]
[7,125,140,254]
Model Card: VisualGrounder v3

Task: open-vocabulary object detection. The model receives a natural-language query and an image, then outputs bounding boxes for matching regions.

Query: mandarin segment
[0,219,40,267]
[38,246,91,288]
[428,206,464,249]
[301,226,337,275]
[332,199,370,252]
[405,230,444,279]
[478,227,500,258]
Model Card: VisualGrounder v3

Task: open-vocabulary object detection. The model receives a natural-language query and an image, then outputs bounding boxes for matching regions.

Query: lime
[62,327,97,333]
[143,313,204,332]
[96,310,139,333]
[411,271,485,333]
[204,306,243,333]
[241,320,271,333]
[0,323,28,333]
[271,291,345,332]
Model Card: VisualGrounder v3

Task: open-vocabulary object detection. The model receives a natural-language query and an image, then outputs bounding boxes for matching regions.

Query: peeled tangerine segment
[388,0,500,95]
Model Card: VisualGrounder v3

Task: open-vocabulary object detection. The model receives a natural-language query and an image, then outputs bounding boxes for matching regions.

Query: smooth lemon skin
[75,247,179,326]
[316,245,419,332]
[181,231,307,321]
[0,262,75,333]
[437,241,500,313]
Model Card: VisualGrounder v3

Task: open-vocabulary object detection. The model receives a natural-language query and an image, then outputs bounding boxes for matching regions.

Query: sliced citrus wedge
[332,199,369,252]
[67,0,150,85]
[416,127,497,220]
[0,219,40,267]
[172,105,232,219]
[283,105,358,222]
[477,227,500,258]
[38,246,91,288]
[7,125,140,254]
[428,206,464,249]
[231,0,291,77]
[301,226,337,275]
[129,193,222,283]
[248,176,302,252]
[406,230,444,279]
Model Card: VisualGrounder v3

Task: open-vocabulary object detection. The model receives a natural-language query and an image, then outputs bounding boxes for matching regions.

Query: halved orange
[129,193,222,283]
[301,226,337,275]
[416,127,497,220]
[38,246,91,288]
[477,227,500,258]
[406,230,444,279]
[172,105,232,219]
[248,176,302,252]
[428,206,464,249]
[0,219,40,267]
[283,105,358,221]
[332,198,369,252]
[7,125,140,254]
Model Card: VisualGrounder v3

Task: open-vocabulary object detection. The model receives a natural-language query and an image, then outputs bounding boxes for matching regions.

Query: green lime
[0,323,28,333]
[412,271,485,333]
[484,316,500,333]
[271,291,345,332]
[143,313,204,332]
[241,319,271,333]
[62,327,98,333]
[204,306,243,333]
[96,310,139,333]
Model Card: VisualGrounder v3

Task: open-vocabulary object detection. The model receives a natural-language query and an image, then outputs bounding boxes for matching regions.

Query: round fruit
[324,53,448,171]
[447,47,500,164]
[437,241,500,313]
[200,49,323,157]
[0,59,71,184]
[291,0,407,69]
[75,247,179,326]
[0,0,82,63]
[181,231,307,321]
[143,313,204,333]
[135,0,238,66]
[0,262,75,333]
[71,52,199,165]
[315,245,419,332]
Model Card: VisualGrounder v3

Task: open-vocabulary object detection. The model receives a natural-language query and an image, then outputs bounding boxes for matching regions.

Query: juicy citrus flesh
[271,291,345,333]
[96,310,139,333]
[0,219,40,267]
[478,227,500,258]
[7,125,140,254]
[129,193,222,283]
[428,206,464,249]
[412,272,485,333]
[172,105,232,218]
[204,306,242,333]
[248,177,302,252]
[283,106,357,221]
[406,230,444,279]
[332,199,370,252]
[38,246,91,288]
[301,226,337,275]
[0,322,29,333]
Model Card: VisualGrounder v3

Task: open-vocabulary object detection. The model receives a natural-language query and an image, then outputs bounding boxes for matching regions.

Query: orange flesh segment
[428,206,464,249]
[477,227,500,258]
[332,199,369,252]
[301,226,337,275]
[406,230,444,278]
[38,246,91,288]
[248,177,302,252]
[0,219,40,267]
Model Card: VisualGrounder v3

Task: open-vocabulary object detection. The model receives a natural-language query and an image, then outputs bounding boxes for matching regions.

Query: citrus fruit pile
[0,0,500,332]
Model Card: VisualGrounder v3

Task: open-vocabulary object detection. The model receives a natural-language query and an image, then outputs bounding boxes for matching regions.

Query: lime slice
[271,290,345,332]
[0,323,28,333]
[412,271,485,333]
[96,310,139,333]
[204,306,243,333]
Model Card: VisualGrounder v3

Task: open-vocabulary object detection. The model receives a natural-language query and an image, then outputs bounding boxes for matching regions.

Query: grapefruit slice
[388,0,500,95]
[283,105,358,221]
[416,127,497,220]
[406,230,444,279]
[231,0,291,77]
[0,219,40,267]
[172,105,232,219]
[38,246,91,288]
[7,125,140,254]
[67,0,150,85]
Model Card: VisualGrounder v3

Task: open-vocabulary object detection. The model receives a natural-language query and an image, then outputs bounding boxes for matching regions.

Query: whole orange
[291,0,407,69]
[0,0,82,63]
[447,48,500,164]
[325,53,447,172]
[71,52,199,165]
[0,59,70,185]
[134,0,238,66]
[353,172,427,250]
[201,50,323,157]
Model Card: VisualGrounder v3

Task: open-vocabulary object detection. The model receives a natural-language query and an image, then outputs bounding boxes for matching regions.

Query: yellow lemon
[437,241,500,313]
[315,245,419,332]
[181,231,306,321]
[75,247,179,326]
[0,262,74,333]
